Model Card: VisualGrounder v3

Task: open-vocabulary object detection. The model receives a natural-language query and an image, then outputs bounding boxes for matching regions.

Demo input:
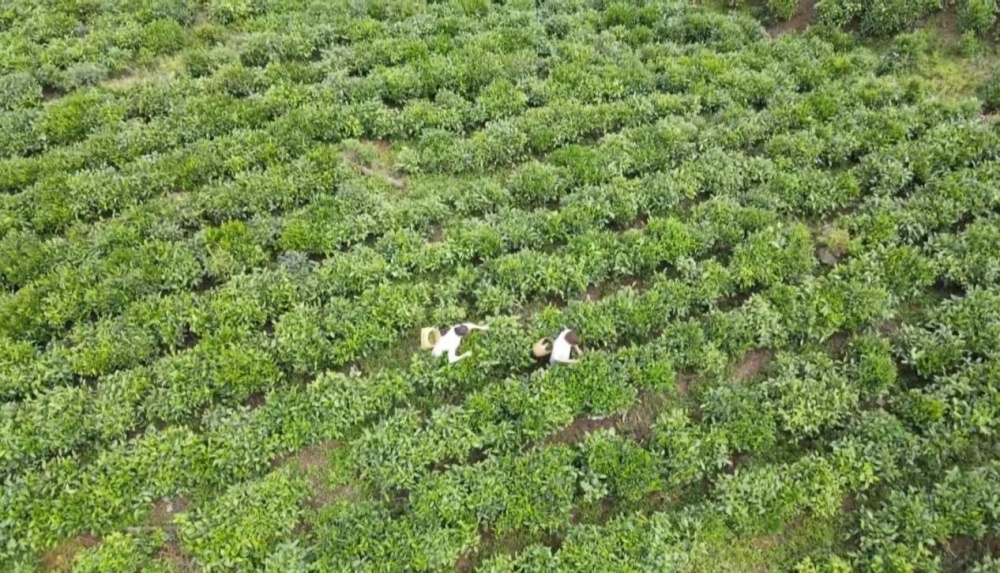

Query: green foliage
[959,0,998,35]
[580,430,662,504]
[176,468,308,571]
[763,352,859,437]
[817,0,940,36]
[0,73,42,111]
[768,0,798,21]
[2,0,1000,570]
[73,531,170,573]
[979,67,1000,113]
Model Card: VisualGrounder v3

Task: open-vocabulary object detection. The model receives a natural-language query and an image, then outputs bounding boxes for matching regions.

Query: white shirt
[549,328,576,364]
[431,322,486,363]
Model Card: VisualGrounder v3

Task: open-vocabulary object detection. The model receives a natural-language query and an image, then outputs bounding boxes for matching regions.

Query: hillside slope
[2,0,1000,571]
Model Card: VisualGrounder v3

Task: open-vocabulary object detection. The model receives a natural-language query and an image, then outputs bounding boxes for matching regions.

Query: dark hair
[439,326,449,336]
[455,324,470,336]
[565,330,580,345]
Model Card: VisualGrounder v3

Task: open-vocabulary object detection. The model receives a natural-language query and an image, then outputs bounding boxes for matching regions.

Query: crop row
[1,217,889,566]
[3,95,991,356]
[21,214,931,567]
[0,201,804,475]
[169,266,1000,571]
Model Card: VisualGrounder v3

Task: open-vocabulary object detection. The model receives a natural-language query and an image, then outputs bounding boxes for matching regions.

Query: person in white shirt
[534,327,582,364]
[431,322,489,364]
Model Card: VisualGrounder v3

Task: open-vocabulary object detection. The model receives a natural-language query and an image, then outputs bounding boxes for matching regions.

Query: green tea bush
[818,0,940,36]
[768,0,798,21]
[958,0,998,35]
[978,68,1000,113]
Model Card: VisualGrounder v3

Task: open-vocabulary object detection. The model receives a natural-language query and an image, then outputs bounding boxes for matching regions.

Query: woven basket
[420,327,441,349]
[532,338,552,358]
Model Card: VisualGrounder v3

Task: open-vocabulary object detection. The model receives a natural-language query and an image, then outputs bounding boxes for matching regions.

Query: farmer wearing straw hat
[533,327,583,365]
[421,322,489,364]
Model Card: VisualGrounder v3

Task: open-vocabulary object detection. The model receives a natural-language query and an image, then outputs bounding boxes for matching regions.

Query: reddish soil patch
[878,320,900,337]
[546,414,621,445]
[585,283,603,302]
[571,497,618,526]
[455,552,476,573]
[369,139,392,156]
[429,224,444,243]
[676,374,695,396]
[942,536,1000,569]
[274,440,356,507]
[150,497,189,526]
[934,4,962,45]
[40,534,100,572]
[244,392,266,410]
[733,348,774,382]
[826,331,851,357]
[346,143,405,189]
[454,526,496,573]
[157,540,198,573]
[630,214,648,230]
[311,484,359,508]
[841,493,858,513]
[42,85,61,101]
[274,439,340,471]
[768,0,816,37]
[467,447,488,464]
[816,247,839,266]
[725,452,751,475]
[618,389,673,442]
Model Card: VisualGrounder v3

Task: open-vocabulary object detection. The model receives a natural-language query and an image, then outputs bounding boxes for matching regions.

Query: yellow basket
[420,327,441,349]
[532,338,552,358]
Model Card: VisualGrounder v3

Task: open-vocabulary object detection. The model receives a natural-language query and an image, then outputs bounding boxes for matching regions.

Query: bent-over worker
[548,327,583,364]
[432,322,489,364]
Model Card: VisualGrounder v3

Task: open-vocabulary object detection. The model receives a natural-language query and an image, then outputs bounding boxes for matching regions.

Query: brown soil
[40,534,100,572]
[618,389,673,442]
[725,452,751,475]
[244,392,266,410]
[934,3,962,45]
[585,283,603,302]
[816,247,840,266]
[370,139,392,156]
[42,85,61,101]
[826,331,851,357]
[455,552,476,573]
[768,0,816,37]
[273,439,340,471]
[274,440,357,507]
[429,224,445,243]
[878,320,901,337]
[676,374,695,396]
[733,348,774,382]
[545,414,621,445]
[346,143,406,189]
[149,497,189,526]
[156,540,198,573]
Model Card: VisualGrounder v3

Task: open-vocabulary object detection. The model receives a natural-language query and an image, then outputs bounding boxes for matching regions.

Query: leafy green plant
[768,0,798,21]
[959,0,998,35]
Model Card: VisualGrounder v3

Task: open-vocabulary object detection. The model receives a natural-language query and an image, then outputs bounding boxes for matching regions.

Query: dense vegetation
[3,0,1000,571]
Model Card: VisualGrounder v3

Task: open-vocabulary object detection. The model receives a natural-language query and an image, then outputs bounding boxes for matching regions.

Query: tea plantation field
[3,0,1000,571]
